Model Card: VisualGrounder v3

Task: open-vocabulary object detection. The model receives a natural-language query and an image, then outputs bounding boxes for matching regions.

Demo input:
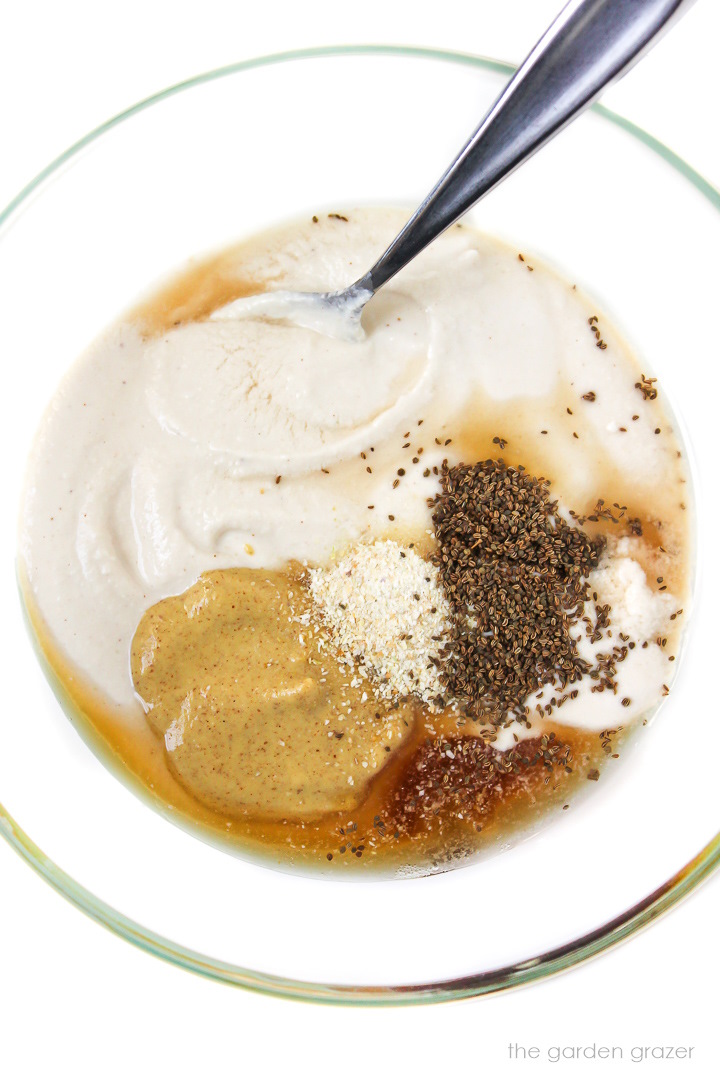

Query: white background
[1,2,718,1077]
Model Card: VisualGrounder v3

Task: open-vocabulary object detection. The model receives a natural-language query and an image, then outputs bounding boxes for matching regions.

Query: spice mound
[429,458,605,723]
[308,540,450,706]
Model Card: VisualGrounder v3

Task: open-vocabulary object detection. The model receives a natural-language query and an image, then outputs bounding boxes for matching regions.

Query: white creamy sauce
[20,209,687,733]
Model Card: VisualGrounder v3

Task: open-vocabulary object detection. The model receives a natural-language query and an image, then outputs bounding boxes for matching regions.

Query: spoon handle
[356,0,695,295]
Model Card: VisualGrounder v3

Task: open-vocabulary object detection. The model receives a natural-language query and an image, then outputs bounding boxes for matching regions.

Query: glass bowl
[1,47,718,1005]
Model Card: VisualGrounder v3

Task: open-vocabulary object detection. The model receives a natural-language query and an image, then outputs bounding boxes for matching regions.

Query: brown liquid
[132,249,267,336]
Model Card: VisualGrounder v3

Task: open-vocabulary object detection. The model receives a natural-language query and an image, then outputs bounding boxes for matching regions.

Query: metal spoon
[214,0,695,340]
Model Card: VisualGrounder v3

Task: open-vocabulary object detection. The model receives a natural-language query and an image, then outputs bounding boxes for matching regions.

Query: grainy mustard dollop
[131,568,413,820]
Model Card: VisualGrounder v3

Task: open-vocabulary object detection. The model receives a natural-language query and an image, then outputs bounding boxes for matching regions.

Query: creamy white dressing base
[20,208,690,744]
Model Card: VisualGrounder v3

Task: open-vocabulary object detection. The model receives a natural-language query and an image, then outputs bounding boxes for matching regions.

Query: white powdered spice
[308,540,450,705]
[589,550,676,642]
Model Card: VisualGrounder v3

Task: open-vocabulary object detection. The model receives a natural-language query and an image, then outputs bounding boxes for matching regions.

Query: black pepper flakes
[429,458,607,725]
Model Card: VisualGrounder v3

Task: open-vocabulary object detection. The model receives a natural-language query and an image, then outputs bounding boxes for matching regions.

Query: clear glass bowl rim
[1,44,719,1006]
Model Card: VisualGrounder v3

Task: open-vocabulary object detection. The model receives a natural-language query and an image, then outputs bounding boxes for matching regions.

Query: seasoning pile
[428,459,605,724]
[308,540,450,706]
[305,449,679,758]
